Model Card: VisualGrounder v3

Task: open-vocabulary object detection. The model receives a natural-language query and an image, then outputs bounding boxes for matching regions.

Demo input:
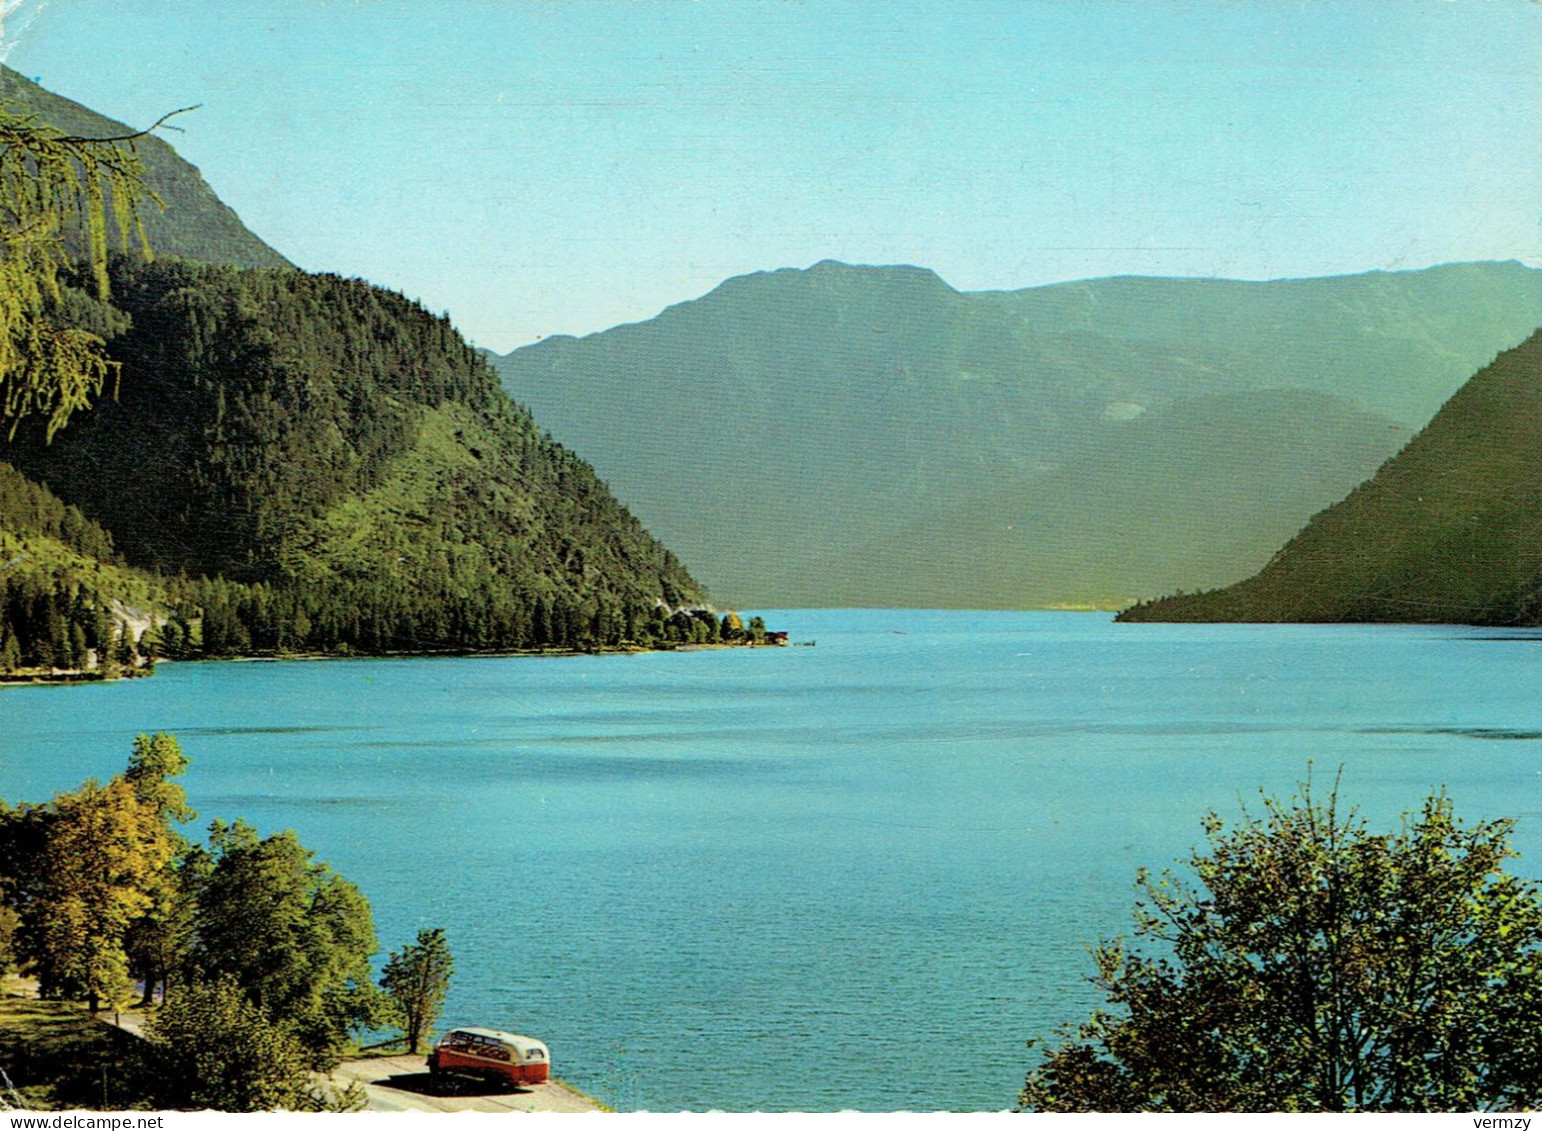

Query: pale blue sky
[6,0,1540,351]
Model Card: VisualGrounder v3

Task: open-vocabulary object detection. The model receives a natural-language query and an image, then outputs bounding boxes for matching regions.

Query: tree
[0,798,52,926]
[143,975,321,1112]
[0,106,184,439]
[119,733,197,1004]
[125,731,195,825]
[192,820,378,1067]
[380,926,455,1054]
[126,844,205,1008]
[1020,777,1542,1112]
[23,776,173,1012]
[0,903,19,975]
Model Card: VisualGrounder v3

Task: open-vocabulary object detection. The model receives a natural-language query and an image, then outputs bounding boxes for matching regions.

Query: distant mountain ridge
[492,259,1542,607]
[0,65,290,269]
[789,389,1411,609]
[1119,332,1542,625]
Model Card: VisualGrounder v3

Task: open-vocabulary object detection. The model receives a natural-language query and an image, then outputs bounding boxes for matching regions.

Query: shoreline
[0,668,155,687]
[0,637,794,687]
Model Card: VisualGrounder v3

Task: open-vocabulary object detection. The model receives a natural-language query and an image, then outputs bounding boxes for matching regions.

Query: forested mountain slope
[0,461,164,672]
[1119,332,1542,624]
[3,259,706,666]
[0,65,289,269]
[0,72,728,675]
[493,260,1542,607]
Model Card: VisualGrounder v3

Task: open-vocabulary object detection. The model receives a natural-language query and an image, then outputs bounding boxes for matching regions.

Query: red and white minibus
[428,1027,550,1087]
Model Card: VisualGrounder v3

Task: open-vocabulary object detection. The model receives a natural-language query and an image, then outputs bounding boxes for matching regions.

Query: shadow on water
[176,725,382,737]
[1359,726,1542,741]
[341,747,790,780]
[203,794,401,810]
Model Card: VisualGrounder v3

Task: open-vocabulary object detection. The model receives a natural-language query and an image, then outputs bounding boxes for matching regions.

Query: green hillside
[0,461,166,674]
[4,259,706,664]
[1119,332,1542,624]
[0,66,290,270]
[0,75,719,675]
[492,260,1542,608]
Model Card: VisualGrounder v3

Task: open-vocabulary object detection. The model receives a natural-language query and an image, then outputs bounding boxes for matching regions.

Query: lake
[4,610,1542,1111]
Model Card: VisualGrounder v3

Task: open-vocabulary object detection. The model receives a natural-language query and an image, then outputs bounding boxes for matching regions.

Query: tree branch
[56,106,202,145]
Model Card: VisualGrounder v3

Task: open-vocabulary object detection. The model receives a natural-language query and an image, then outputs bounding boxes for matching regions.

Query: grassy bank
[0,991,146,1110]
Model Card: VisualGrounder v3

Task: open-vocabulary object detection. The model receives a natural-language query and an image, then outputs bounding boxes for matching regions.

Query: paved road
[5,979,605,1114]
[332,1054,608,1113]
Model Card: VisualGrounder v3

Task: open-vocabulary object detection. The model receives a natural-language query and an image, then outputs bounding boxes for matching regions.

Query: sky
[3,0,1540,353]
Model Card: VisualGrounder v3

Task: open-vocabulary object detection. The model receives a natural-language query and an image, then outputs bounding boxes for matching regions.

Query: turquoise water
[4,610,1542,1111]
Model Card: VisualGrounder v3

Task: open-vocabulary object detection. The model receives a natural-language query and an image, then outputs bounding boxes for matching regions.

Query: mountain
[491,260,1542,608]
[3,258,705,665]
[779,391,1410,609]
[0,65,290,269]
[0,73,721,673]
[1118,332,1542,625]
[0,460,166,674]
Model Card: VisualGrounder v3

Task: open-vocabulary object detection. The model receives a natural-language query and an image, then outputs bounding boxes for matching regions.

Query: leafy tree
[23,776,174,1012]
[0,735,393,1110]
[122,732,197,1004]
[380,926,455,1054]
[2,738,191,1010]
[144,975,325,1112]
[126,845,206,1009]
[0,797,51,921]
[193,820,377,1067]
[125,731,195,825]
[1020,778,1542,1112]
[0,902,18,975]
